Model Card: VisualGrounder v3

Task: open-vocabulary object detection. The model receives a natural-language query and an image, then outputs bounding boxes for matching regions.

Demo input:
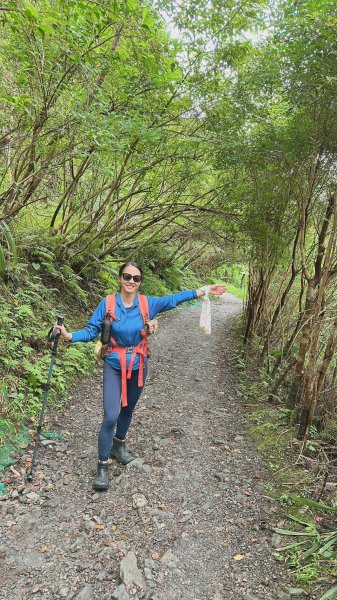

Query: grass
[226,282,246,300]
[234,349,337,599]
[214,279,246,300]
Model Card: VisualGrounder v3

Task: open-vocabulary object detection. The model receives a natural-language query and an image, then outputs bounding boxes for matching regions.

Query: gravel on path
[0,294,304,600]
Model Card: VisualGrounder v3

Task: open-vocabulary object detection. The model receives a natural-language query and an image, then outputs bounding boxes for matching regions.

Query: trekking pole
[26,316,64,482]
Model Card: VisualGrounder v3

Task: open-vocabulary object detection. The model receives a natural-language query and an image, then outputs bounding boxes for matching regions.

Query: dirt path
[1,294,300,600]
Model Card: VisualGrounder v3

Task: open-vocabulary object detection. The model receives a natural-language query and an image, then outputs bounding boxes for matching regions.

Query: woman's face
[119,265,142,295]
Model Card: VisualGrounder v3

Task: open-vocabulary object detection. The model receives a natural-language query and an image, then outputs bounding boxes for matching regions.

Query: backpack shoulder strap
[138,294,149,324]
[106,294,117,320]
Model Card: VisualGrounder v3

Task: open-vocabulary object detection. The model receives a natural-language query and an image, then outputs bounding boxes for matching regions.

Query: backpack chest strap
[103,293,150,407]
[106,337,148,407]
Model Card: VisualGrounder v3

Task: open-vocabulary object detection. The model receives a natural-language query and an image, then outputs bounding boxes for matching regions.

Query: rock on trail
[0,293,304,599]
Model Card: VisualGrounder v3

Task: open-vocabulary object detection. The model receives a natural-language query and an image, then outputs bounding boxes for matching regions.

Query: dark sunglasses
[121,272,142,283]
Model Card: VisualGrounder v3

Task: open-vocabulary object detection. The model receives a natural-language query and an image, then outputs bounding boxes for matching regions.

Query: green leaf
[0,246,6,279]
[142,8,155,31]
[15,305,35,318]
[317,533,337,555]
[275,539,309,552]
[273,528,316,537]
[1,222,17,265]
[23,1,39,21]
[289,495,337,514]
[125,0,137,11]
[320,586,337,600]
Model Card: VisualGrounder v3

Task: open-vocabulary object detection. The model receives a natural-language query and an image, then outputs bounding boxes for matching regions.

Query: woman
[56,262,226,491]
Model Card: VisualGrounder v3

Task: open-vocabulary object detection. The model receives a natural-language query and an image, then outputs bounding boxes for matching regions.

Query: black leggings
[97,362,148,461]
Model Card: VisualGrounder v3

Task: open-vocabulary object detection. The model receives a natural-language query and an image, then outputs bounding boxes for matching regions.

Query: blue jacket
[71,290,198,370]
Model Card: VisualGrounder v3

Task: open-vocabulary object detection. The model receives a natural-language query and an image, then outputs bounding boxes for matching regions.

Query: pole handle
[47,316,64,342]
[51,315,64,354]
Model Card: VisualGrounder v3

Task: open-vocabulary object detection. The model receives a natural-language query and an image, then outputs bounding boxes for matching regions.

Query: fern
[0,222,18,266]
[0,246,5,278]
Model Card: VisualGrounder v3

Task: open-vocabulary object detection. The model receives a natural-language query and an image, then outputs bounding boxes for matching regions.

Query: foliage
[0,233,202,445]
[0,0,231,269]
[0,266,96,429]
[273,513,337,596]
[1,1,337,594]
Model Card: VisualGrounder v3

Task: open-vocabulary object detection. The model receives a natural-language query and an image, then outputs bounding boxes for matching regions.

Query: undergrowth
[0,261,97,435]
[233,318,337,599]
[0,235,201,456]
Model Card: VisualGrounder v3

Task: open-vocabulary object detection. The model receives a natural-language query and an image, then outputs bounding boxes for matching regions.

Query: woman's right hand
[54,323,72,341]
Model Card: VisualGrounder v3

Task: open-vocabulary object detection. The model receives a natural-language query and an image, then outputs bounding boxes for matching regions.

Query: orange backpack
[103,293,150,407]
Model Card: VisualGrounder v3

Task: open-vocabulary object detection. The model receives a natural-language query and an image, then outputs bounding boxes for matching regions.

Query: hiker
[55,262,226,491]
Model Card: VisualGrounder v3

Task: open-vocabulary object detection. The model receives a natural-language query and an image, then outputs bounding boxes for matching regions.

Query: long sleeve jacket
[71,290,198,370]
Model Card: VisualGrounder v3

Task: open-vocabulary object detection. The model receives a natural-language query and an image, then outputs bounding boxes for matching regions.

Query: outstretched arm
[148,284,226,318]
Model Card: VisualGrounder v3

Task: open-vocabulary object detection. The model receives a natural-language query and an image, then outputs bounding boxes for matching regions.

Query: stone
[132,494,148,509]
[144,567,154,580]
[158,438,170,447]
[139,592,156,600]
[70,537,85,552]
[116,540,128,554]
[74,585,93,600]
[44,498,60,508]
[15,550,45,573]
[215,472,230,482]
[26,492,40,502]
[120,551,147,590]
[218,483,230,491]
[59,587,69,597]
[277,592,291,600]
[271,533,284,548]
[144,559,158,571]
[84,520,96,531]
[111,584,130,600]
[287,589,306,597]
[127,458,144,469]
[160,550,179,569]
[56,444,68,452]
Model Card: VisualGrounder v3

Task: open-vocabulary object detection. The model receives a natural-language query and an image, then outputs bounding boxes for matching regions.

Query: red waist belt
[105,337,148,407]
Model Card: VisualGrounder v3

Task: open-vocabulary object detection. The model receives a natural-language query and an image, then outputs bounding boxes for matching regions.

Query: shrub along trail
[1,294,302,600]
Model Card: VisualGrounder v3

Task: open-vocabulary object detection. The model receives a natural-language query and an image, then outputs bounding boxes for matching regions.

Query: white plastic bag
[199,289,211,335]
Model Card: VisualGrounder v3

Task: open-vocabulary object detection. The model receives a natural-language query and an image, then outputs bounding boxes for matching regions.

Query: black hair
[118,262,143,278]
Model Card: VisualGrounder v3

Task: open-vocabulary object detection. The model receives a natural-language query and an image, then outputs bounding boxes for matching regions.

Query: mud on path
[1,294,300,600]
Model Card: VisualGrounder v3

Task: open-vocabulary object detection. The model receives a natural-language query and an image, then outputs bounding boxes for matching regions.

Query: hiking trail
[1,294,302,600]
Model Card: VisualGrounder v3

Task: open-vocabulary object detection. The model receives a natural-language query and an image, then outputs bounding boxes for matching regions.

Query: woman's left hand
[208,284,226,296]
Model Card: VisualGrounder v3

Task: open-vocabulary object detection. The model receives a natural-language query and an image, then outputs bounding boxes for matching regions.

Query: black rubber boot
[93,460,109,491]
[110,437,135,465]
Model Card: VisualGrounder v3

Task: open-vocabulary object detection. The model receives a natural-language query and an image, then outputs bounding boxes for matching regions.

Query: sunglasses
[121,272,142,283]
